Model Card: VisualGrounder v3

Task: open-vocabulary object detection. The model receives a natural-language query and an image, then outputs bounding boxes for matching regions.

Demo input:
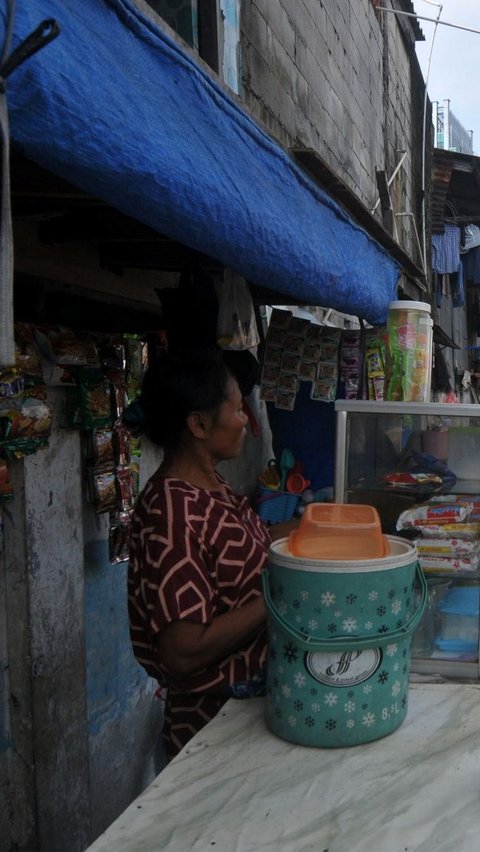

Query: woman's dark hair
[222,350,260,397]
[140,350,232,448]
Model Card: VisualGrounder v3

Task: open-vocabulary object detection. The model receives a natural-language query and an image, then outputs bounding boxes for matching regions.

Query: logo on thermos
[305,648,382,686]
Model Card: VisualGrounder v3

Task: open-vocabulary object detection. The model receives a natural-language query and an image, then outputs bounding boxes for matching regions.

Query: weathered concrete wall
[1,471,37,851]
[241,0,420,257]
[0,393,168,850]
[1,390,90,851]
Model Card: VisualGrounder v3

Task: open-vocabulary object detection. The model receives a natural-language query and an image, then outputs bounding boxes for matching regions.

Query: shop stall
[0,3,429,850]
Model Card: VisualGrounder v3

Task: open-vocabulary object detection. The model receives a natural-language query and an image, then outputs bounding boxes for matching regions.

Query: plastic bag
[460,224,480,253]
[215,269,260,350]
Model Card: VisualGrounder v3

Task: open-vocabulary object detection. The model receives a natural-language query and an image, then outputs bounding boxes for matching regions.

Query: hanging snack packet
[366,345,386,401]
[23,375,48,402]
[0,436,50,459]
[34,325,98,367]
[0,375,52,457]
[113,421,131,467]
[116,465,135,511]
[35,326,97,386]
[0,368,24,402]
[66,368,112,430]
[92,471,118,514]
[364,327,387,401]
[108,510,133,564]
[0,460,13,501]
[125,335,147,404]
[81,370,111,429]
[340,329,362,400]
[130,460,140,501]
[90,429,114,473]
[1,397,52,441]
[94,335,127,416]
[14,322,43,379]
[130,434,142,459]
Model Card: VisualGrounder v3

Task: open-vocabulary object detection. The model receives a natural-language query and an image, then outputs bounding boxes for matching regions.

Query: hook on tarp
[0,18,60,83]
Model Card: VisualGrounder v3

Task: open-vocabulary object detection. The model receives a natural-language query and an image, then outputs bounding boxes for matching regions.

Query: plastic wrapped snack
[396,502,473,530]
[90,429,114,473]
[419,554,480,573]
[92,472,117,514]
[417,522,480,541]
[0,460,13,501]
[108,510,133,564]
[413,537,480,557]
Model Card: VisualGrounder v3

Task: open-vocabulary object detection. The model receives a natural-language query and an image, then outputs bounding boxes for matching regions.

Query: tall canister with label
[386,300,433,402]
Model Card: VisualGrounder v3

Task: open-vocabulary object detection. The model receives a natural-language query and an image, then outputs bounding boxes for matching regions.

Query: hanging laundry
[462,244,480,285]
[431,223,461,274]
[470,290,480,336]
[451,264,465,308]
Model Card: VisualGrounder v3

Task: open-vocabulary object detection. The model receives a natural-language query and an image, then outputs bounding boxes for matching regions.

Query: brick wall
[241,0,421,258]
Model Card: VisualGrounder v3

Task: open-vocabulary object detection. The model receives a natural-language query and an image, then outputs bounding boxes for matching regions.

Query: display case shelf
[334,400,480,681]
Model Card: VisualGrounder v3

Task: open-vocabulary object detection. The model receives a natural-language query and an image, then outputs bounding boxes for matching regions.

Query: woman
[128,350,271,760]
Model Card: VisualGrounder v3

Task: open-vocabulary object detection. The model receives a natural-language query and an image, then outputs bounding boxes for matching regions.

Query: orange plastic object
[286,473,310,494]
[288,503,390,560]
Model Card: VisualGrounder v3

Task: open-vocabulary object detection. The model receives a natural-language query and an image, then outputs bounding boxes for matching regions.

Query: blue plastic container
[435,586,480,655]
[256,487,299,523]
[263,536,426,748]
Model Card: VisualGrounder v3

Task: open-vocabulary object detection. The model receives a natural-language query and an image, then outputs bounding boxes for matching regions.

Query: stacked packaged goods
[397,497,480,575]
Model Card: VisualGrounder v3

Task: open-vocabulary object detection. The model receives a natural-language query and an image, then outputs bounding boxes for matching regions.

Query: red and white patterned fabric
[128,472,270,758]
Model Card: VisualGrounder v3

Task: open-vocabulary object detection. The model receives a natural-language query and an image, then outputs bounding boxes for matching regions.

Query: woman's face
[206,377,248,461]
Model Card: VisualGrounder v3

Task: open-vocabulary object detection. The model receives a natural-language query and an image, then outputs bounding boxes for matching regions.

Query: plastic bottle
[386,301,433,402]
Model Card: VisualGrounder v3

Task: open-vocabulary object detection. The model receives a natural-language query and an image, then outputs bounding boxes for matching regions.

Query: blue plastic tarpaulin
[0,0,400,323]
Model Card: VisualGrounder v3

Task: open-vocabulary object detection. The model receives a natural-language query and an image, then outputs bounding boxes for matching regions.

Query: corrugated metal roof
[432,149,480,233]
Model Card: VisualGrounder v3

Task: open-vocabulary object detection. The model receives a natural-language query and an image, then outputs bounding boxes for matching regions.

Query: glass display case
[334,401,480,679]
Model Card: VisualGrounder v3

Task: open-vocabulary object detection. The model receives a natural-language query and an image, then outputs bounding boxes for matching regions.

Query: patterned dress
[128,471,270,759]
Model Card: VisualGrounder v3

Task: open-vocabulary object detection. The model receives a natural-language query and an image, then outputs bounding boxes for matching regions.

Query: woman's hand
[155,595,266,677]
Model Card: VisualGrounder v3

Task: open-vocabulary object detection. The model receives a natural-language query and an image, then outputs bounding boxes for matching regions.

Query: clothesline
[444,217,480,224]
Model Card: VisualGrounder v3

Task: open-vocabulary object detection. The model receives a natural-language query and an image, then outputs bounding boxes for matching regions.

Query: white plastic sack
[460,224,480,253]
[215,269,260,350]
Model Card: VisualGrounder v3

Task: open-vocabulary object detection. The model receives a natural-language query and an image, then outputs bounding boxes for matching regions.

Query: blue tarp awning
[0,0,400,323]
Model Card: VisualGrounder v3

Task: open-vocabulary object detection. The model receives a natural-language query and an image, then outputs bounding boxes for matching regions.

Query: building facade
[433,99,474,155]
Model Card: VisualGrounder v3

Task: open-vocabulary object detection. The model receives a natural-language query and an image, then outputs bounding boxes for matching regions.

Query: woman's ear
[186,411,211,440]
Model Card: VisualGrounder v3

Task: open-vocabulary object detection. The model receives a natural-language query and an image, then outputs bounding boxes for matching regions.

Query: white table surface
[88,683,480,852]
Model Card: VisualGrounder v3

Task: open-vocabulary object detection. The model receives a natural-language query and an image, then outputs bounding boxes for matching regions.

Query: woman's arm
[155,595,266,676]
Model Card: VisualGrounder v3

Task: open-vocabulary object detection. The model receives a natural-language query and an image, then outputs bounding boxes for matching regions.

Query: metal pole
[375,7,480,36]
